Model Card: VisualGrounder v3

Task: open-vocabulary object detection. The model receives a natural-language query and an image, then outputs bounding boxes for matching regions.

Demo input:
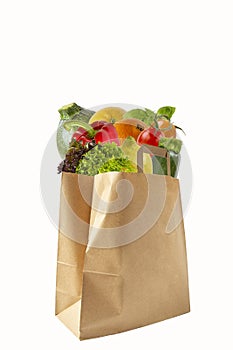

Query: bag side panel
[56,173,94,337]
[79,173,190,340]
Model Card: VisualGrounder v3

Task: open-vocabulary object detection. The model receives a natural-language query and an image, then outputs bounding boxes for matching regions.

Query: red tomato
[137,127,163,146]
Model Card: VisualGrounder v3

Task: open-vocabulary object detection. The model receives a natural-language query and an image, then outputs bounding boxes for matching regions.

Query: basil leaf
[157,106,176,120]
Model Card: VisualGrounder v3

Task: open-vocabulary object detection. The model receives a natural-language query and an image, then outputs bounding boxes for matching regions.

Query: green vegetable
[153,152,180,177]
[123,108,156,126]
[122,106,176,125]
[58,102,95,123]
[76,142,127,176]
[57,140,96,174]
[99,157,136,173]
[57,102,95,158]
[156,106,176,120]
[156,136,182,177]
[159,137,182,154]
[58,103,82,120]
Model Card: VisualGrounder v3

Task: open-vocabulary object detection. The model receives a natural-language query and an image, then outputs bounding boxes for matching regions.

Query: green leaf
[123,108,155,126]
[145,108,156,119]
[156,106,176,120]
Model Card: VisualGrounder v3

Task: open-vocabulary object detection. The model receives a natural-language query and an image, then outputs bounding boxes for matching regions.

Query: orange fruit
[114,118,148,144]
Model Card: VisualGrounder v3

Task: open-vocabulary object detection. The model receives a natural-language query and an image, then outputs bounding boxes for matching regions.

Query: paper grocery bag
[55,147,190,340]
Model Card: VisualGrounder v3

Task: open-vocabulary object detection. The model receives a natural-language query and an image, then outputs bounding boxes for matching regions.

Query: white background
[1,0,233,349]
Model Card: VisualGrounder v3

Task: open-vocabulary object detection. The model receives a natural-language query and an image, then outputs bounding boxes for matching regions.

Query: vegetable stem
[154,114,159,129]
[63,120,95,137]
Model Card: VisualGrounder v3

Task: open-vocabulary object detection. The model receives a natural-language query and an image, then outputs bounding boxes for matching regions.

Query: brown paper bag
[55,146,190,340]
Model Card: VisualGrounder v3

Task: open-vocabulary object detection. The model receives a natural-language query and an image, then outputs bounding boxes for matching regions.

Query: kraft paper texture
[56,171,190,340]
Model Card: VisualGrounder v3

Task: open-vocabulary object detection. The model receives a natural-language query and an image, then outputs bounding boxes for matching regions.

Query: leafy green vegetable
[76,142,127,176]
[123,109,156,126]
[99,157,136,173]
[57,140,96,174]
[156,106,176,120]
[159,137,182,154]
[123,106,177,125]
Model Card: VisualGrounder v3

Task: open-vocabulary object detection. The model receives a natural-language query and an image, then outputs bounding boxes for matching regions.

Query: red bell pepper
[64,120,120,146]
